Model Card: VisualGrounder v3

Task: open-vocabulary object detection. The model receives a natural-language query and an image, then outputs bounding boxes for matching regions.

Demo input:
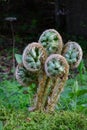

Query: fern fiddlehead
[45,54,69,112]
[23,42,47,72]
[39,29,63,55]
[22,42,47,110]
[15,64,38,86]
[62,41,83,69]
[38,29,64,110]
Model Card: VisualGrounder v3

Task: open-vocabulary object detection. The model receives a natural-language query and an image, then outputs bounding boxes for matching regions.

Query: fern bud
[38,29,63,55]
[15,64,38,86]
[23,42,47,72]
[62,41,83,69]
[45,54,69,79]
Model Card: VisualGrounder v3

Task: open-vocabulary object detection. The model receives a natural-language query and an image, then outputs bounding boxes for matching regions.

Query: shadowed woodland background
[0,0,87,43]
[0,0,87,78]
[0,0,87,79]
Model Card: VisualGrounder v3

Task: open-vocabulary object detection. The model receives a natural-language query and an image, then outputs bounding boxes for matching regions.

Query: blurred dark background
[0,0,87,44]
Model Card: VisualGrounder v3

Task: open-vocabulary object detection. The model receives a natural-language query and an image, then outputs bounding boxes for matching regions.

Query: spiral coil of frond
[62,41,83,69]
[39,29,63,55]
[45,54,69,79]
[23,42,47,72]
[15,64,38,86]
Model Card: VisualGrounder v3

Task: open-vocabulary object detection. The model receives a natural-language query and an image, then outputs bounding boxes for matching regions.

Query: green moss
[0,107,87,130]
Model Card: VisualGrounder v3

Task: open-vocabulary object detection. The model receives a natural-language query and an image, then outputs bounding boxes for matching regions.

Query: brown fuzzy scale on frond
[38,29,63,55]
[15,64,38,87]
[45,54,69,79]
[23,42,47,72]
[62,41,83,69]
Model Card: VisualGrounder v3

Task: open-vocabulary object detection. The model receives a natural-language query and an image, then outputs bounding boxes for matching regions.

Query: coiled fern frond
[39,29,63,55]
[45,54,68,79]
[15,64,38,86]
[62,41,83,69]
[23,42,47,72]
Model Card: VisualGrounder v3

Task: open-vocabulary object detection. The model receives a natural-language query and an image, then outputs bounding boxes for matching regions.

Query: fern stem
[41,78,52,108]
[46,78,64,112]
[35,71,47,110]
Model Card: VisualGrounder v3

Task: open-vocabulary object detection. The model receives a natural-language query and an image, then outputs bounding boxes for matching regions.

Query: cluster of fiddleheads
[15,29,82,112]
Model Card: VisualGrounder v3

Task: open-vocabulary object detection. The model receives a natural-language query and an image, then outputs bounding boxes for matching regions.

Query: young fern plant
[15,42,47,111]
[15,29,83,113]
[37,29,64,110]
[44,54,69,112]
[22,42,47,110]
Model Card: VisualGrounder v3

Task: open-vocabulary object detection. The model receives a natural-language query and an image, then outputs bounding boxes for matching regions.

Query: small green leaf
[77,89,87,97]
[81,104,87,107]
[0,121,3,130]
[72,80,79,93]
[15,54,22,64]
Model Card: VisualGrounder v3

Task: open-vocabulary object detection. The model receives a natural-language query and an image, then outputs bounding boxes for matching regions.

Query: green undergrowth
[57,72,87,114]
[0,106,87,130]
[0,67,87,113]
[0,58,87,129]
[0,80,36,109]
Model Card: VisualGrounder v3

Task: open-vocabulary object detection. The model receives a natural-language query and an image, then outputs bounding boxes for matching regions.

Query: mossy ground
[0,106,87,130]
